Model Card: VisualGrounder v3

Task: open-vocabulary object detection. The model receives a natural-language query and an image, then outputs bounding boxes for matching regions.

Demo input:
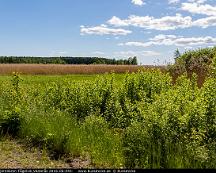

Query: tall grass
[0,64,163,75]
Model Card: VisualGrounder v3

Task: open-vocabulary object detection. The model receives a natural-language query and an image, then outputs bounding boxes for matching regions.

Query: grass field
[0,74,125,88]
[0,64,164,75]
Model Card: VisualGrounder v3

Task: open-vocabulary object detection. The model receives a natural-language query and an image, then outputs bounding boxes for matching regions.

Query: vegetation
[0,64,154,75]
[0,47,216,168]
[0,66,215,168]
[0,56,138,65]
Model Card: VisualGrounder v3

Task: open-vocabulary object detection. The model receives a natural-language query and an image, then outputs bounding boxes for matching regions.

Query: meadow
[0,66,215,168]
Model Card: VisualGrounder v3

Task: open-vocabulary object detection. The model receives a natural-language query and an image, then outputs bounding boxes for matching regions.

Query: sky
[0,0,216,65]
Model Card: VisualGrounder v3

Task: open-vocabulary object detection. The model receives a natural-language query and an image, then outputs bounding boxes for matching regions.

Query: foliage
[211,56,216,77]
[0,69,216,168]
[0,56,138,65]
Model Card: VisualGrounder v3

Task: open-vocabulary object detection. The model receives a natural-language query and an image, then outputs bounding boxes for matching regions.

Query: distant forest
[0,56,138,65]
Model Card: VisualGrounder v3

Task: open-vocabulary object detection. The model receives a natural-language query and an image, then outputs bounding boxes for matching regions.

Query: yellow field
[0,64,164,75]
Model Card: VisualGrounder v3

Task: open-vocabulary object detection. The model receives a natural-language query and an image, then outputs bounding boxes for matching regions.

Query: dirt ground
[0,138,91,169]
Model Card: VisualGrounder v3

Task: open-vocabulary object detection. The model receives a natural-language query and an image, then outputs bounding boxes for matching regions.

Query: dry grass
[0,138,70,168]
[0,64,165,75]
[0,138,93,168]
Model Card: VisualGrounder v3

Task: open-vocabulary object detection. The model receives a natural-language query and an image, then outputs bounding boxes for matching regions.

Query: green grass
[0,74,125,86]
[19,108,124,168]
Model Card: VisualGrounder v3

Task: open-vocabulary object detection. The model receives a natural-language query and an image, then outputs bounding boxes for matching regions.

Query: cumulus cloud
[81,0,216,37]
[80,25,132,36]
[119,35,216,47]
[181,2,216,16]
[193,16,216,28]
[107,11,216,30]
[107,16,129,27]
[107,14,192,30]
[131,0,145,6]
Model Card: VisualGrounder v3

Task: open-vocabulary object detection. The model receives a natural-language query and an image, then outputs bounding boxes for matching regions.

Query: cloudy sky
[0,0,216,64]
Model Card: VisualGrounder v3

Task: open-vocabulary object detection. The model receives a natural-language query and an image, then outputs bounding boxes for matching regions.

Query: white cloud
[107,16,129,27]
[107,14,193,30]
[181,2,216,16]
[107,11,216,30]
[158,35,216,46]
[114,50,160,57]
[193,16,216,28]
[80,25,132,36]
[118,42,153,47]
[168,0,180,4]
[80,0,216,38]
[119,35,216,47]
[188,0,207,4]
[131,0,145,6]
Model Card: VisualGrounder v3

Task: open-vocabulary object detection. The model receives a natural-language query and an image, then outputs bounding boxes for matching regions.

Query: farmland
[0,64,158,75]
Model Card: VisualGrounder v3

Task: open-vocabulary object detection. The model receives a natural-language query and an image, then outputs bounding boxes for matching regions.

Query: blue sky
[0,0,216,65]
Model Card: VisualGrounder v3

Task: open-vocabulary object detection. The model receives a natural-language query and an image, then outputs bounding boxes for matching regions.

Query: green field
[0,68,216,168]
[0,74,125,86]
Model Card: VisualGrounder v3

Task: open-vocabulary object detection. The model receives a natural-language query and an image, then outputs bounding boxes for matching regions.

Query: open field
[0,74,125,88]
[0,64,165,75]
[0,69,216,168]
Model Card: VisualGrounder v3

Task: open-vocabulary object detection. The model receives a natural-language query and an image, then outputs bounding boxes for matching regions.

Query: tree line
[0,56,138,65]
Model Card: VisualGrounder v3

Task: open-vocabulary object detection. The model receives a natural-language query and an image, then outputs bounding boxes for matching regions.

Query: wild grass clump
[66,115,124,168]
